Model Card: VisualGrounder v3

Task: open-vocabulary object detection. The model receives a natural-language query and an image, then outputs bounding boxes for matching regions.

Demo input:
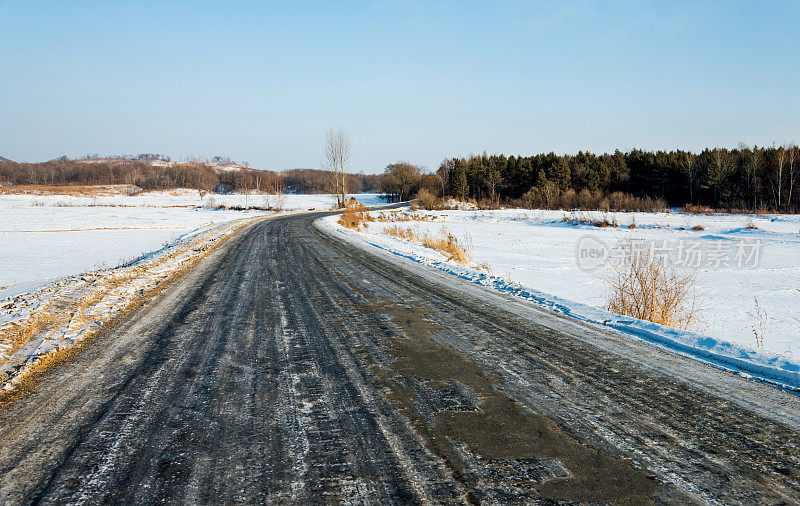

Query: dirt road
[1,212,798,504]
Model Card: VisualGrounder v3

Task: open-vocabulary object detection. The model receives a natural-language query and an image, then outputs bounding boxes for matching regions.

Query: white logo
[577,236,608,270]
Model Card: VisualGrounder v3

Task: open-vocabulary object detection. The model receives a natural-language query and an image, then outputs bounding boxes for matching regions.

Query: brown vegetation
[682,204,715,215]
[372,210,436,223]
[516,187,667,212]
[383,225,471,264]
[337,199,373,230]
[606,248,697,330]
[562,212,619,228]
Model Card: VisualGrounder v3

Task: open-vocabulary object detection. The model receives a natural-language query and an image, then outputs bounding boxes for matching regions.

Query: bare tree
[680,152,697,204]
[747,147,764,210]
[265,173,287,211]
[772,146,787,210]
[324,127,351,208]
[740,143,764,210]
[709,148,733,205]
[787,143,797,211]
[437,159,454,197]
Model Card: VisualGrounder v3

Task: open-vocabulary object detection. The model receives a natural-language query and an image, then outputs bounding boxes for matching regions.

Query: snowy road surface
[0,211,799,504]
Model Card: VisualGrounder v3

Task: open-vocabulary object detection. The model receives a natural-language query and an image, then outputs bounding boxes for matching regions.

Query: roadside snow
[320,208,800,391]
[0,216,260,388]
[0,189,385,391]
[0,191,383,299]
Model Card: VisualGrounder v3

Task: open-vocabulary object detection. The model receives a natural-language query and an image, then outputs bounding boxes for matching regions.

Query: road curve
[0,211,799,505]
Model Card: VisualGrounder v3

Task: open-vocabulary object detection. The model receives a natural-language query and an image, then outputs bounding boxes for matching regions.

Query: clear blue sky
[1,1,798,173]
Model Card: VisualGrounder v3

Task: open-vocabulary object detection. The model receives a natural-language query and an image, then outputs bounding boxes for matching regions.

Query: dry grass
[337,199,373,230]
[751,297,767,349]
[422,230,471,264]
[682,204,715,215]
[383,225,472,264]
[744,220,760,230]
[605,248,697,330]
[1,306,62,358]
[563,212,618,228]
[691,225,705,231]
[384,224,420,241]
[0,217,259,402]
[373,210,435,223]
[0,256,197,410]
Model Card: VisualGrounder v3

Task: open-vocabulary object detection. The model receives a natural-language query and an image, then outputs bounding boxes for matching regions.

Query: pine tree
[451,165,469,201]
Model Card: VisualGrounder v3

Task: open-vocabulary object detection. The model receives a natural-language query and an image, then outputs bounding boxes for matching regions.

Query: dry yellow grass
[383,225,471,264]
[605,250,697,329]
[682,204,715,215]
[373,210,436,223]
[2,307,60,357]
[422,230,471,264]
[338,199,373,230]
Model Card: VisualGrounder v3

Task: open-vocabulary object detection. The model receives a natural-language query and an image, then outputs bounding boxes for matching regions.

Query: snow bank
[0,215,266,390]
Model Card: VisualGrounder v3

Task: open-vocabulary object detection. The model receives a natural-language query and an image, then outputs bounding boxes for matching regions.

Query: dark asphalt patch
[345,275,657,504]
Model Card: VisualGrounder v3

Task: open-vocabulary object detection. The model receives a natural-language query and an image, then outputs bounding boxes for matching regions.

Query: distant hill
[0,156,13,163]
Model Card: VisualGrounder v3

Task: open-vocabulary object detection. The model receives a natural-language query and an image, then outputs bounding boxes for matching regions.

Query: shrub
[416,188,440,210]
[605,246,697,329]
[337,198,373,229]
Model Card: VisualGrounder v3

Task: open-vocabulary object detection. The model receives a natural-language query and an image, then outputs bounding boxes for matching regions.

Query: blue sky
[1,1,798,173]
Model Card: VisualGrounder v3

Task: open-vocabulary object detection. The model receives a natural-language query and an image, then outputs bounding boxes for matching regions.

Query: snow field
[321,207,800,391]
[0,190,383,389]
[0,191,383,299]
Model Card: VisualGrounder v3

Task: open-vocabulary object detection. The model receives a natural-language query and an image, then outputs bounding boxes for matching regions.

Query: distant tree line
[424,144,798,211]
[282,168,381,194]
[0,157,382,194]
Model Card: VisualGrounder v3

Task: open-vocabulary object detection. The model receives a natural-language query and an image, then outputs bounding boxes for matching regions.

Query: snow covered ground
[0,190,383,299]
[0,188,385,389]
[321,207,800,390]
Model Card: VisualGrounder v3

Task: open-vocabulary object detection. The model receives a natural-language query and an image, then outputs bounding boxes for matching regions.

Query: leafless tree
[680,152,698,204]
[437,159,454,197]
[484,165,503,204]
[787,143,797,210]
[739,143,764,210]
[709,148,733,204]
[772,146,787,209]
[748,147,764,210]
[265,173,287,210]
[324,127,351,208]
